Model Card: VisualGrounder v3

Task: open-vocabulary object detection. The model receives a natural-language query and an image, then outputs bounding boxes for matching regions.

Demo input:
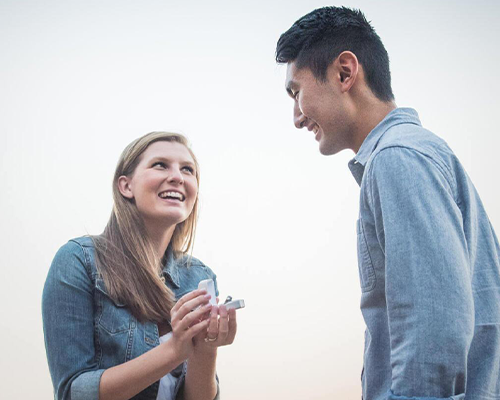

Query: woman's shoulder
[167,254,219,296]
[175,255,216,278]
[68,235,95,249]
[55,235,95,254]
[49,236,98,279]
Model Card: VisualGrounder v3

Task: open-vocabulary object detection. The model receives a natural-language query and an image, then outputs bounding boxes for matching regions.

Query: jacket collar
[348,108,421,186]
[162,245,180,288]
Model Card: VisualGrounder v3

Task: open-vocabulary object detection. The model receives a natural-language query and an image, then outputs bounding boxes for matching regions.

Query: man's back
[352,108,500,399]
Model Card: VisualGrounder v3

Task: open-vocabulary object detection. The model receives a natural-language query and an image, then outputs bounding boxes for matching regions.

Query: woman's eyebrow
[150,156,195,167]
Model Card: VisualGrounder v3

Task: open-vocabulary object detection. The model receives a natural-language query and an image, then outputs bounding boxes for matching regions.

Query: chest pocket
[96,278,134,334]
[357,219,376,292]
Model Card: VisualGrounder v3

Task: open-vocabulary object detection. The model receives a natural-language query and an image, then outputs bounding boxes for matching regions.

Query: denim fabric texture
[348,108,500,400]
[42,236,220,400]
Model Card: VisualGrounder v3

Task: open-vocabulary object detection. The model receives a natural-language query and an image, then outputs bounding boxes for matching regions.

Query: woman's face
[119,141,198,231]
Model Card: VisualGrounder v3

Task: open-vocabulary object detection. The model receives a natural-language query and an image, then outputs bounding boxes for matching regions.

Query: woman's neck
[144,223,176,258]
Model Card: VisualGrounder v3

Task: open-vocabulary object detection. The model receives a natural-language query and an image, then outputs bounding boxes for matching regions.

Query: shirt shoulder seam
[366,145,456,211]
[68,238,95,283]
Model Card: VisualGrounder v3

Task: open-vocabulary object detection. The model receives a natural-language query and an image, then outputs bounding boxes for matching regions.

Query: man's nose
[293,102,307,129]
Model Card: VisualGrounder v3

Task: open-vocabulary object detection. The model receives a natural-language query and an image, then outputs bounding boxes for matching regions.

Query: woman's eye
[152,161,167,169]
[182,166,194,174]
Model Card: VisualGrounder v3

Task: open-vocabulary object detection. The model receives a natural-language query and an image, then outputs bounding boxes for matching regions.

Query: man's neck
[352,100,397,153]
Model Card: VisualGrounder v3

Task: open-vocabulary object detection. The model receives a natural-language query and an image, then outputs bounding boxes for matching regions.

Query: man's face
[285,61,353,155]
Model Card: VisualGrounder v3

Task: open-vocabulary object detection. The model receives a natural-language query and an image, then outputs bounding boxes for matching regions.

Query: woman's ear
[117,175,134,199]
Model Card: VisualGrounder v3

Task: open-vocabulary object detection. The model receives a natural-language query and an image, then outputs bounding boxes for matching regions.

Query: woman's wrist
[162,338,189,366]
[184,346,218,400]
[191,345,217,360]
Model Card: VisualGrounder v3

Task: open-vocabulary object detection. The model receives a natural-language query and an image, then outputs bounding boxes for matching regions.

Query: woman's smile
[119,140,198,230]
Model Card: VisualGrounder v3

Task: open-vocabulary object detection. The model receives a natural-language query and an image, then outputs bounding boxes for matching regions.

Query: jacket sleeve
[366,147,474,400]
[42,240,105,400]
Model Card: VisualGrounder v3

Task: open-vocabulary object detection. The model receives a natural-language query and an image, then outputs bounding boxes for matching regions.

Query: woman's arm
[99,289,213,400]
[99,340,185,400]
[182,305,237,400]
[42,241,104,400]
[183,348,218,400]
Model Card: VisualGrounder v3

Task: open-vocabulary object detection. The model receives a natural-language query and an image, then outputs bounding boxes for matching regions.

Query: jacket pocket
[95,278,133,334]
[356,219,376,292]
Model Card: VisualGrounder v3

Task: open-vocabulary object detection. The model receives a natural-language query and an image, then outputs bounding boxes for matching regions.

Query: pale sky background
[1,0,499,399]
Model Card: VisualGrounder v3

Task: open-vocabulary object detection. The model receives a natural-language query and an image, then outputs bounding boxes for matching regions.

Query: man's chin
[318,142,339,156]
[318,135,349,156]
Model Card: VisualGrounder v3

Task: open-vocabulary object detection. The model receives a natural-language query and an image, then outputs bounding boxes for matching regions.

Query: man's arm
[366,146,474,399]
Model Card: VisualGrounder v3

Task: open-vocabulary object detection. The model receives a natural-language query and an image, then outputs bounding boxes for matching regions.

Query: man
[276,7,500,400]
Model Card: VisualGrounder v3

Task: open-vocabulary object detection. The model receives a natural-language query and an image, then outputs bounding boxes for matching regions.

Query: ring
[204,336,218,342]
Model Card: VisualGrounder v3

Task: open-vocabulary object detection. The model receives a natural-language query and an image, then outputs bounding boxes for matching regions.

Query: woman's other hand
[169,289,213,361]
[193,302,238,354]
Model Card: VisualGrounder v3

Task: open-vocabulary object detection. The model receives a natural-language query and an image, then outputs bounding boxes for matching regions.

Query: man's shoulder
[361,122,462,195]
[368,122,456,172]
[378,122,448,156]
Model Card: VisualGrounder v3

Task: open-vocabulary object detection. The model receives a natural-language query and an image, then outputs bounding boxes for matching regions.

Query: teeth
[159,191,184,201]
[313,126,319,134]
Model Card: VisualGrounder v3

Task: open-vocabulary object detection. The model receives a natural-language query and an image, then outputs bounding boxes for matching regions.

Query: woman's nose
[167,167,184,184]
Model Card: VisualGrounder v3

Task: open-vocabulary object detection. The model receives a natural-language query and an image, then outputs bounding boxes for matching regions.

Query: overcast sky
[1,1,499,399]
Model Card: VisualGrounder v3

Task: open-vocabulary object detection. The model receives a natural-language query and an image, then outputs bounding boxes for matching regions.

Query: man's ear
[332,51,358,93]
[117,175,134,199]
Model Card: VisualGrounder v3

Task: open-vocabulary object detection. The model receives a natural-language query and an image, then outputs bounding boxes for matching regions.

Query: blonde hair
[93,132,200,323]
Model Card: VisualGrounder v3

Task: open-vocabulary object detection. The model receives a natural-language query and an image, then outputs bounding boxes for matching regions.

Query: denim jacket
[349,108,500,400]
[42,236,220,400]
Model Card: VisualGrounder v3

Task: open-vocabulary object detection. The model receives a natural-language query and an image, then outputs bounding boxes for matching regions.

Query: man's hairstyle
[276,6,394,102]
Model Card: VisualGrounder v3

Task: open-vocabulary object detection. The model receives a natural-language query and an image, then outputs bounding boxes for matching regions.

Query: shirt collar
[162,244,180,288]
[348,107,421,186]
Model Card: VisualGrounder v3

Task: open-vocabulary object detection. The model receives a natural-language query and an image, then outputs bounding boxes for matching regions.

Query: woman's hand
[169,289,213,361]
[192,302,238,354]
[183,299,238,400]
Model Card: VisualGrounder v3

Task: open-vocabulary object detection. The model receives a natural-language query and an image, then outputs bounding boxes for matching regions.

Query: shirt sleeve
[365,147,474,399]
[42,240,105,400]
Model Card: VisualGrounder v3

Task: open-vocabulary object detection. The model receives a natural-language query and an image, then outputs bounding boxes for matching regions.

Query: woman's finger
[186,318,210,339]
[172,292,211,325]
[181,294,212,314]
[206,306,219,340]
[179,303,212,330]
[171,289,207,314]
[217,305,229,342]
[225,308,237,344]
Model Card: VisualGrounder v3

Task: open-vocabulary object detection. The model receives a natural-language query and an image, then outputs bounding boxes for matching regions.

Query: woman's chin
[143,212,189,231]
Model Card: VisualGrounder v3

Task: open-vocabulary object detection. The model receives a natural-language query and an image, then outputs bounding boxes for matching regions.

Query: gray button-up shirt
[349,108,500,400]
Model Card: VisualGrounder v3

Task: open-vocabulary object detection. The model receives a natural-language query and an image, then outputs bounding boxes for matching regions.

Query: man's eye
[152,161,167,169]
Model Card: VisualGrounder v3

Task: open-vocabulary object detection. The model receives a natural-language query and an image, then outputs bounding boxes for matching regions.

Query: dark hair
[276,6,394,102]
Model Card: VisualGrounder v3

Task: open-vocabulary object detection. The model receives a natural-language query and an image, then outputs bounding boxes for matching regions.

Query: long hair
[92,132,200,323]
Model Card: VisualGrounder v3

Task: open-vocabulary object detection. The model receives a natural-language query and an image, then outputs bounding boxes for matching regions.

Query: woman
[42,132,236,400]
